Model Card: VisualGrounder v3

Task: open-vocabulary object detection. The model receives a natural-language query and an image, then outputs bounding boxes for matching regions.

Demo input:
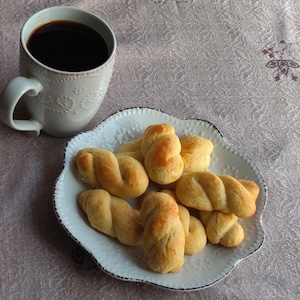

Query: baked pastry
[116,136,144,163]
[140,191,185,273]
[161,189,207,255]
[75,148,149,199]
[180,135,214,173]
[175,172,259,218]
[141,124,184,185]
[199,211,245,247]
[78,189,143,246]
[178,204,207,255]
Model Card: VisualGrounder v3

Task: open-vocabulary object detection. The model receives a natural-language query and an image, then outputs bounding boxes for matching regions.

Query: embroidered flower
[263,40,299,81]
[274,74,280,81]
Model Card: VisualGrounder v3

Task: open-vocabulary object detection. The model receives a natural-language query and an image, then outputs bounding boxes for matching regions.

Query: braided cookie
[175,172,259,218]
[78,189,143,246]
[180,135,214,173]
[178,204,207,255]
[75,148,149,199]
[116,136,144,163]
[140,191,185,273]
[200,211,244,247]
[161,189,207,255]
[140,124,184,185]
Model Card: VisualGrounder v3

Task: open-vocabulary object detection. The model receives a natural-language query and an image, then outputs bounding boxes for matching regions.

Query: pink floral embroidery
[262,40,299,81]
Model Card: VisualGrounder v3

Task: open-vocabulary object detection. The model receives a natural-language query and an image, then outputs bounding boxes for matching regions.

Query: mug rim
[21,6,117,75]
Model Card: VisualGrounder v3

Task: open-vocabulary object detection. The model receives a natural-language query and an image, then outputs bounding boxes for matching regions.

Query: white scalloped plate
[53,107,266,291]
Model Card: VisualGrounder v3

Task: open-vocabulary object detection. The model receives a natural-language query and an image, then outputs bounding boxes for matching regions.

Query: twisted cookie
[175,172,259,218]
[141,124,184,185]
[78,189,143,246]
[178,204,207,255]
[75,148,149,199]
[180,135,214,173]
[200,211,244,247]
[116,136,144,163]
[161,189,207,255]
[140,191,185,273]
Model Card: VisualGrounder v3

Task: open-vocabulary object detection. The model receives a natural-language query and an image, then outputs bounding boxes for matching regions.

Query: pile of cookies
[75,123,260,274]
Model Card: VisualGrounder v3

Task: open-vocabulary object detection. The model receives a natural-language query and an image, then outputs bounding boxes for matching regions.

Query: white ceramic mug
[0,6,116,137]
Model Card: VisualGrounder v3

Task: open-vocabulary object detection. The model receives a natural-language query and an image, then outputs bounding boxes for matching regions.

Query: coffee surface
[27,21,109,72]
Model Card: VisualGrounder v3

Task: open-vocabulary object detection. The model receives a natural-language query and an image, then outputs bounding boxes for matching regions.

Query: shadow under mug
[0,6,116,137]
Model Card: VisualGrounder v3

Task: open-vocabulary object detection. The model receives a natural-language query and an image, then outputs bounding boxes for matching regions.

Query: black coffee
[27,20,109,72]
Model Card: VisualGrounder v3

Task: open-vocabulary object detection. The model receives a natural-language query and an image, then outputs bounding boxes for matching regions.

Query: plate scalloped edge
[53,106,267,291]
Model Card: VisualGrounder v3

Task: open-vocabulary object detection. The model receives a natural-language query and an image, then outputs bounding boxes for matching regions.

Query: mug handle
[0,77,43,135]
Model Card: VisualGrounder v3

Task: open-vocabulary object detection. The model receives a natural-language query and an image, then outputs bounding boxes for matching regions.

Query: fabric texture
[0,1,299,299]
